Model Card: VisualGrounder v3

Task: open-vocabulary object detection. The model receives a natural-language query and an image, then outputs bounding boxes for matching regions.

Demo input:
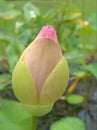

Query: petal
[12,60,37,105]
[39,56,69,105]
[22,103,53,116]
[22,38,62,93]
[36,25,58,43]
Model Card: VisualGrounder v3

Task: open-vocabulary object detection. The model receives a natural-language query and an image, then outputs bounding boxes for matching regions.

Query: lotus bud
[12,25,69,116]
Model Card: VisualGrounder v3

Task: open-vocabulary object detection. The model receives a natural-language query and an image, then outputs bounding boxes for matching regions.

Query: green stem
[32,116,37,130]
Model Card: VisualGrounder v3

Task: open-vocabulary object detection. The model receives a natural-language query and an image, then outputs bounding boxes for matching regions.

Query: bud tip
[37,25,58,42]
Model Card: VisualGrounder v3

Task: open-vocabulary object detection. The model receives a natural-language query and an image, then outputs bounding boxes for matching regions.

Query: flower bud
[12,25,69,116]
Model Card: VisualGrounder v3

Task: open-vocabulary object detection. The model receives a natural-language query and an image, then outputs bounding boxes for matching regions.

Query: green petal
[22,103,53,116]
[39,56,69,105]
[12,61,37,105]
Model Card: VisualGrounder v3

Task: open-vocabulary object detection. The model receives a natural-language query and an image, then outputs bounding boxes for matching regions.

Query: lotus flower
[12,25,69,116]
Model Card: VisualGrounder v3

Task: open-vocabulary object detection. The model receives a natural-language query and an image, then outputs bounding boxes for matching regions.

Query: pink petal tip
[37,25,58,43]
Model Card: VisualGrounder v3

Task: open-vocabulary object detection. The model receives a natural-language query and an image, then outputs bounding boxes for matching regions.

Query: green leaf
[0,101,32,130]
[0,2,19,20]
[0,35,13,43]
[6,42,22,72]
[59,4,81,20]
[73,71,90,78]
[83,63,97,78]
[0,10,20,20]
[50,117,85,130]
[18,30,32,46]
[66,94,84,105]
[0,73,11,80]
[79,44,96,54]
[80,26,96,34]
[67,51,85,64]
[0,82,11,91]
[88,14,97,31]
[0,2,14,12]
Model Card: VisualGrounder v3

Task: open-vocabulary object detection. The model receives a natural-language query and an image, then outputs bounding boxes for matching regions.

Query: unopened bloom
[12,25,69,116]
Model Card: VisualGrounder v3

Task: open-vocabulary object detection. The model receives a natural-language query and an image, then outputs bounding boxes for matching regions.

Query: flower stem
[67,78,81,94]
[32,116,37,130]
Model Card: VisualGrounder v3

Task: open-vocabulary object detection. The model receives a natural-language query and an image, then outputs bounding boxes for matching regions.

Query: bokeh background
[0,0,97,130]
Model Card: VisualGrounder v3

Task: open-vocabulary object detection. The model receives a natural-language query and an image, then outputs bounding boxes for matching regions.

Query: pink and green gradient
[12,25,69,116]
[22,25,62,93]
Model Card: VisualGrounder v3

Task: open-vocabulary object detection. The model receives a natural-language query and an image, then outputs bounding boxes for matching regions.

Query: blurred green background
[0,0,97,130]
